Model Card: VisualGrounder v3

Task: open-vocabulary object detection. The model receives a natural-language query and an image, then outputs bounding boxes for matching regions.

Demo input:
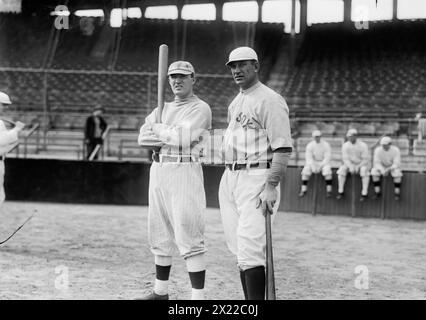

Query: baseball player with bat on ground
[137,53,212,300]
[218,47,292,300]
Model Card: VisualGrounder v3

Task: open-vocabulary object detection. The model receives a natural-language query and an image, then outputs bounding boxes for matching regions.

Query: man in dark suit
[84,105,107,160]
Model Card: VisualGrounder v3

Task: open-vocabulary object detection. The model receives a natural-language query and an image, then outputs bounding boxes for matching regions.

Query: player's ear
[253,61,260,73]
[191,74,196,84]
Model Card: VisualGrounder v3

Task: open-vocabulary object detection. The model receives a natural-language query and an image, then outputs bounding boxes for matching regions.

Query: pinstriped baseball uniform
[138,95,212,259]
[218,81,292,270]
[0,120,19,205]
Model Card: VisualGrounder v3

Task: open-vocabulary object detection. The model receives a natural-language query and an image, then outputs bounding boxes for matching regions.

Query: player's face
[228,60,259,90]
[383,144,391,151]
[314,136,321,143]
[348,136,357,144]
[0,103,4,113]
[169,73,194,99]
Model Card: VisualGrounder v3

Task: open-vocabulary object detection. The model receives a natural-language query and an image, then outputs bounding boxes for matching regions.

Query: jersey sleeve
[0,129,19,147]
[259,94,292,152]
[321,141,332,165]
[373,147,381,167]
[393,147,401,167]
[305,142,314,165]
[138,108,164,147]
[154,102,212,148]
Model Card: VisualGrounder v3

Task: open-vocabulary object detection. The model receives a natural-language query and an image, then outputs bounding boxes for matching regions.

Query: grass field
[0,201,425,300]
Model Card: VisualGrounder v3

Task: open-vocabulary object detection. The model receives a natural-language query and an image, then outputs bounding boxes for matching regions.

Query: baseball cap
[380,136,392,145]
[312,130,322,137]
[0,91,12,104]
[167,61,195,76]
[94,104,104,111]
[226,47,258,66]
[346,128,358,137]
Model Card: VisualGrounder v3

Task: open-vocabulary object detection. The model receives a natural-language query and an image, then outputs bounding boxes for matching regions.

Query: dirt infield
[0,201,425,300]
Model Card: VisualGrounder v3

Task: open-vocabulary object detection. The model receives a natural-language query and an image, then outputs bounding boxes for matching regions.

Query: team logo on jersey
[235,112,260,129]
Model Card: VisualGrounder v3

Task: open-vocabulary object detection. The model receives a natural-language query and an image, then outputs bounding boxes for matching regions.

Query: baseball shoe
[135,291,169,300]
[359,195,368,202]
[298,191,306,197]
[336,192,344,200]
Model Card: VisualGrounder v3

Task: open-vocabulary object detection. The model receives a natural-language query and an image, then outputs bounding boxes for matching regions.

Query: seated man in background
[337,129,370,202]
[371,136,402,201]
[299,130,333,198]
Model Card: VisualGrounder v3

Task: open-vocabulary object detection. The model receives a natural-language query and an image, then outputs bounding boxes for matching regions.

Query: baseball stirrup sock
[325,179,332,192]
[154,265,171,295]
[394,182,401,194]
[189,270,206,289]
[189,271,206,300]
[244,266,265,300]
[156,264,171,281]
[373,180,381,194]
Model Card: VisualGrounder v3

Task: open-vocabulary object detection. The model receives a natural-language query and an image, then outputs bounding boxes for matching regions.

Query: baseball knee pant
[219,168,280,271]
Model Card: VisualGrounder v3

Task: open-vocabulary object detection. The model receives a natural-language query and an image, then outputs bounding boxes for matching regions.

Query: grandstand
[0,0,425,171]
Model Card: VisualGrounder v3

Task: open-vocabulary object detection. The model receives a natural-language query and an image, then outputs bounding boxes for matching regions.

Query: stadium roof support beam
[343,0,352,28]
[258,0,264,23]
[216,0,224,21]
[291,0,296,35]
[393,0,398,20]
[300,0,307,34]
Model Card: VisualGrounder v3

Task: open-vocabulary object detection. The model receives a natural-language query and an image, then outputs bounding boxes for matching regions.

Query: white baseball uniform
[371,145,403,178]
[218,81,292,271]
[0,120,20,205]
[138,95,212,259]
[337,140,370,177]
[301,140,332,177]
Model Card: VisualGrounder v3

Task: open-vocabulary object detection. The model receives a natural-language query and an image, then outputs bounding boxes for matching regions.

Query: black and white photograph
[0,0,425,305]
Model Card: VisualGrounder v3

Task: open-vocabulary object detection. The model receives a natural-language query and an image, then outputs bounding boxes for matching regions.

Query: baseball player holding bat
[218,47,292,300]
[137,61,212,300]
[0,92,25,206]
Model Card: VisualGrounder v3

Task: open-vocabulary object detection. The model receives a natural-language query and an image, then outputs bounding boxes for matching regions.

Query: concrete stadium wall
[4,159,426,220]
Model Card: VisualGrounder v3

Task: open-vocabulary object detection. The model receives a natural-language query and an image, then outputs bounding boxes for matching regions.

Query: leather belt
[152,153,193,163]
[225,162,271,171]
[0,156,4,161]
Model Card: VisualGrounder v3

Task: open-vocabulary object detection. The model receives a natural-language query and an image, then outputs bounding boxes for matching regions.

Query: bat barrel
[156,44,169,123]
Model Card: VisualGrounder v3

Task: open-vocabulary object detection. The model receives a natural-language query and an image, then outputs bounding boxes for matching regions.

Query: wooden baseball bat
[265,207,276,300]
[156,44,169,123]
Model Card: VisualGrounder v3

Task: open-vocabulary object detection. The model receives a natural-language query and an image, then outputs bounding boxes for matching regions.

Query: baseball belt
[152,153,193,163]
[226,161,271,171]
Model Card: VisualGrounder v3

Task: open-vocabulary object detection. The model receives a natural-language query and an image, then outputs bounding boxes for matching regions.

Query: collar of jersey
[240,81,262,94]
[172,94,197,105]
